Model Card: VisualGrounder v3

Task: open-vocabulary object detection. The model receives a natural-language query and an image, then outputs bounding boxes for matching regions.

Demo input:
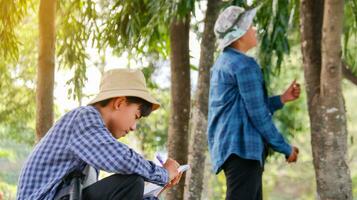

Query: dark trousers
[82,174,144,200]
[222,154,263,200]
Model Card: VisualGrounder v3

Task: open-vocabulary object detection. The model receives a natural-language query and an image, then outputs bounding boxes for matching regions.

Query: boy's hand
[163,158,180,181]
[158,172,183,196]
[166,172,183,187]
[281,79,301,103]
[159,158,183,196]
[287,146,299,163]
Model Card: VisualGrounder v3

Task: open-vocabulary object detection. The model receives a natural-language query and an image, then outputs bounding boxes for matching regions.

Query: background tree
[166,10,192,200]
[300,0,354,198]
[184,0,221,199]
[36,0,56,141]
[37,0,103,140]
[320,0,352,197]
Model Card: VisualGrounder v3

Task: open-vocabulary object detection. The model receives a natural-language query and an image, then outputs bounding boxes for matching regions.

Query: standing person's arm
[268,95,284,114]
[235,62,292,157]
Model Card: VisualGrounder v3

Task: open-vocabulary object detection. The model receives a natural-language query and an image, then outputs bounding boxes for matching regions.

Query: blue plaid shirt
[208,47,292,173]
[16,106,168,200]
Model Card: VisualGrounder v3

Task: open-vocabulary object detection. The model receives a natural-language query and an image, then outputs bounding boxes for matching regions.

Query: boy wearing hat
[208,6,301,200]
[17,69,182,200]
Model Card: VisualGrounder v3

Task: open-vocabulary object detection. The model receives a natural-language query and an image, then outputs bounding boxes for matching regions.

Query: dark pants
[55,174,145,200]
[82,174,144,200]
[222,154,263,200]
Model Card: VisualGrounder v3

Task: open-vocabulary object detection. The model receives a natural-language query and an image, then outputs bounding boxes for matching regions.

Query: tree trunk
[318,0,352,198]
[300,0,353,199]
[184,0,221,199]
[36,0,56,141]
[166,15,191,200]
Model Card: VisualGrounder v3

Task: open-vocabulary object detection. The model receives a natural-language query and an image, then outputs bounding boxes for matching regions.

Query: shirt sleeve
[268,95,284,114]
[235,63,292,157]
[69,107,169,186]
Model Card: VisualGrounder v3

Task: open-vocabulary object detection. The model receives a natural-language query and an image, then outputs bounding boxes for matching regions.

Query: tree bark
[184,0,221,199]
[300,0,353,199]
[318,0,352,198]
[300,0,324,180]
[166,15,191,200]
[36,0,56,141]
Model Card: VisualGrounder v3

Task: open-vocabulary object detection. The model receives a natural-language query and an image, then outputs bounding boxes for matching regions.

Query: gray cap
[214,6,258,50]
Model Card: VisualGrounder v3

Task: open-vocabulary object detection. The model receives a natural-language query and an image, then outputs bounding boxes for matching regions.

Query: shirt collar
[224,46,245,55]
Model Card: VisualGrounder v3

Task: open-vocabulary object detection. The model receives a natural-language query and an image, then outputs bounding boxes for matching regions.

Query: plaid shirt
[16,106,168,200]
[208,47,292,173]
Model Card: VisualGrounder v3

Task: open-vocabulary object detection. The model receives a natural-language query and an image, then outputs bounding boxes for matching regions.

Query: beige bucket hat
[88,68,160,111]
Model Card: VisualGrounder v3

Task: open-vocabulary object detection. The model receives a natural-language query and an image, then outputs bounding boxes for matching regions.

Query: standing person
[207,6,300,200]
[17,69,182,200]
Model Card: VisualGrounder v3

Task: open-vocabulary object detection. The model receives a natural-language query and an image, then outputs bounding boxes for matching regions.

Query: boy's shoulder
[60,106,99,122]
[72,105,97,114]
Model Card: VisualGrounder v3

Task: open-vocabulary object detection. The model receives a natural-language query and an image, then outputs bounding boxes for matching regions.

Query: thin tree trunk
[166,15,191,200]
[300,0,353,199]
[318,0,352,198]
[36,0,56,141]
[300,0,324,177]
[184,0,221,199]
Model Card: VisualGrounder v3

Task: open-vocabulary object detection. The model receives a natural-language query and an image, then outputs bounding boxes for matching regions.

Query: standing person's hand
[281,80,301,103]
[286,146,299,163]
